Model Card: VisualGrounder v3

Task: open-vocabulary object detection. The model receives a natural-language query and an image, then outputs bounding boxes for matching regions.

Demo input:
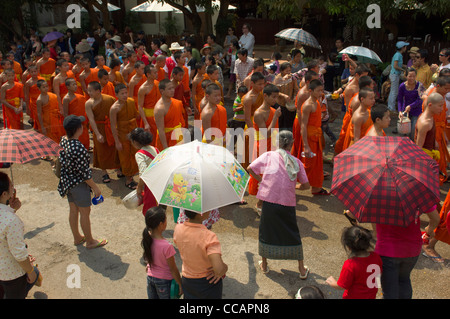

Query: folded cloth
[276,148,299,182]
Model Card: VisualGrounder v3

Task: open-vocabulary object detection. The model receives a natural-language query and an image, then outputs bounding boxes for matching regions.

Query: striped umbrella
[275,28,321,49]
[337,46,383,65]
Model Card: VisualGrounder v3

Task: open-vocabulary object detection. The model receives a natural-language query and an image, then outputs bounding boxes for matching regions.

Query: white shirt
[0,203,29,281]
[239,32,255,56]
[438,62,450,72]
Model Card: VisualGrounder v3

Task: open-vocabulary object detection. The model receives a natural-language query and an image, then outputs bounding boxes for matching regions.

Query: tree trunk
[166,0,203,35]
[216,0,230,43]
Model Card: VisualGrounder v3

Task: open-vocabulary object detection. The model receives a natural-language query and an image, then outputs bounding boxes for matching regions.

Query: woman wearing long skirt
[247,130,311,279]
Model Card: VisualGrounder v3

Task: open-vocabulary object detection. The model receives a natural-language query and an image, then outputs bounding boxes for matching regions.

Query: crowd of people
[0,22,450,300]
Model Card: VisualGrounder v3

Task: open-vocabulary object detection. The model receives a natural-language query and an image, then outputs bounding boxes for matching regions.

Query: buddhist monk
[422,77,450,184]
[108,58,126,87]
[174,51,191,113]
[0,60,17,86]
[205,64,225,105]
[36,48,56,90]
[0,69,24,129]
[273,62,299,131]
[291,70,319,160]
[242,59,264,91]
[122,51,138,84]
[98,68,116,98]
[366,104,391,137]
[128,61,147,109]
[334,64,370,155]
[24,65,44,130]
[301,79,329,195]
[137,64,161,144]
[200,82,228,145]
[60,51,74,70]
[95,55,110,72]
[191,62,207,120]
[5,52,22,82]
[85,81,120,183]
[154,79,185,150]
[36,79,65,143]
[79,57,100,99]
[20,58,33,85]
[342,87,376,150]
[155,55,168,82]
[71,54,85,94]
[109,83,139,189]
[171,66,190,128]
[62,78,90,150]
[241,71,266,169]
[53,59,75,110]
[248,84,282,212]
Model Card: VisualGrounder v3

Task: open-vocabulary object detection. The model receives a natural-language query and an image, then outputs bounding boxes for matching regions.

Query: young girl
[142,206,182,299]
[326,226,382,299]
[129,128,159,216]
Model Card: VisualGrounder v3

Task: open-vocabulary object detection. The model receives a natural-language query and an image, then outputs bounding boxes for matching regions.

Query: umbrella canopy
[186,0,237,12]
[141,141,249,213]
[42,31,64,43]
[331,136,440,227]
[337,46,382,65]
[0,129,62,164]
[274,28,321,50]
[131,0,182,13]
[80,1,120,12]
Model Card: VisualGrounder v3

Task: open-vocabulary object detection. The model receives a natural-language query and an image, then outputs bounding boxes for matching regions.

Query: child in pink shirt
[142,206,182,299]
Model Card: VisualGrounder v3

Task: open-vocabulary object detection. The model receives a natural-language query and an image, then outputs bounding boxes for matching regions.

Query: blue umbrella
[275,28,321,50]
[42,31,64,43]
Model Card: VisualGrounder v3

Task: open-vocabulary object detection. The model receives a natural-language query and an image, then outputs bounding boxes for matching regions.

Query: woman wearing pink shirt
[247,130,311,279]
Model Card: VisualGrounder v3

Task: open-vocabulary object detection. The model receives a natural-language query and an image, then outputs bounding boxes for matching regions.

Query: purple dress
[397,81,425,117]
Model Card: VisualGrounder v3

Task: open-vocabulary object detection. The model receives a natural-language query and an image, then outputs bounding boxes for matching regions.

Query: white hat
[124,42,134,51]
[111,35,122,43]
[169,42,184,51]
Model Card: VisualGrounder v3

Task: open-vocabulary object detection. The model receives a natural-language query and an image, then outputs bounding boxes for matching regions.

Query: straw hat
[76,39,91,53]
[408,46,420,54]
[200,43,211,55]
[160,44,169,54]
[124,42,134,51]
[169,42,184,51]
[111,35,122,43]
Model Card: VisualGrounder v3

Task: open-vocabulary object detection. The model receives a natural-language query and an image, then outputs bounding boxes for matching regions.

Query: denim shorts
[147,276,172,299]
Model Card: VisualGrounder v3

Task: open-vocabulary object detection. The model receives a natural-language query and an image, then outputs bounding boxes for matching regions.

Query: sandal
[117,171,125,178]
[255,206,262,217]
[87,239,108,250]
[125,181,138,190]
[74,236,86,246]
[102,174,111,183]
[258,260,269,274]
[299,266,310,280]
[312,188,330,196]
[422,252,445,263]
[343,210,358,226]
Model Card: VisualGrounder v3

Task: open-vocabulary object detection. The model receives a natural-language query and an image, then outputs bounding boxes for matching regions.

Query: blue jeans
[147,276,172,299]
[388,73,400,111]
[408,115,418,141]
[380,255,419,299]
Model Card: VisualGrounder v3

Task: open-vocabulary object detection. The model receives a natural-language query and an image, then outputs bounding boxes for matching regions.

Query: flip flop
[255,206,262,217]
[117,172,125,178]
[102,174,111,183]
[343,210,358,226]
[299,266,310,280]
[422,252,444,263]
[87,239,108,250]
[258,260,269,274]
[125,181,138,190]
[237,200,248,205]
[74,237,86,246]
[312,188,330,196]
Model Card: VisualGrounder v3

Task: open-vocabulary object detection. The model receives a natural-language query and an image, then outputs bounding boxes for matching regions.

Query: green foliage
[124,10,142,34]
[162,15,179,36]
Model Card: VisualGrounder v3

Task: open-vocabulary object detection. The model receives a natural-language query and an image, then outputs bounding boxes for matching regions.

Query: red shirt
[137,53,149,66]
[337,252,382,299]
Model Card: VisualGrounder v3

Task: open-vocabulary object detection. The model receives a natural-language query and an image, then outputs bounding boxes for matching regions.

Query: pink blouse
[248,151,308,207]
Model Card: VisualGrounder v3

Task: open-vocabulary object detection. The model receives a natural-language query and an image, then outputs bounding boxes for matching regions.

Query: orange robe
[101,81,116,98]
[83,69,100,99]
[115,98,139,176]
[28,77,45,131]
[132,76,147,109]
[39,59,56,89]
[194,78,205,120]
[41,92,65,143]
[127,69,136,83]
[434,190,450,245]
[334,92,358,155]
[301,100,324,188]
[423,88,450,184]
[341,108,373,151]
[67,93,90,150]
[62,70,84,96]
[141,80,161,146]
[2,82,24,129]
[157,68,166,82]
[201,104,227,145]
[92,94,120,170]
[249,107,278,195]
[242,91,264,170]
[291,92,304,159]
[174,81,189,128]
[13,61,22,81]
[112,71,126,87]
[156,98,185,150]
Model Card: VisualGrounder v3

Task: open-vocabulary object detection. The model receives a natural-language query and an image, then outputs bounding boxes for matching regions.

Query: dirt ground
[2,54,449,299]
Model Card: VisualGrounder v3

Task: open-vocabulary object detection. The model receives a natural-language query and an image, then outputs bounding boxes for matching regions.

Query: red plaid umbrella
[0,129,62,164]
[331,136,440,227]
